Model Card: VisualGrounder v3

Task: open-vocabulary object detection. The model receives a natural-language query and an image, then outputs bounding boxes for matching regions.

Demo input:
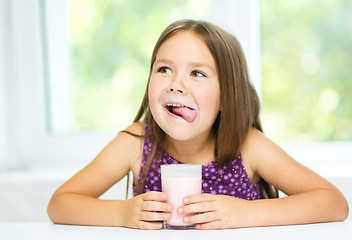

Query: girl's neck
[166,134,216,165]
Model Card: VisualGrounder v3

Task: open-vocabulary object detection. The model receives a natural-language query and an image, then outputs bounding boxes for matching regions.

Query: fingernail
[184,216,189,223]
[157,223,163,229]
[166,204,172,211]
[163,213,171,220]
[161,193,167,200]
[184,198,189,204]
[177,207,183,214]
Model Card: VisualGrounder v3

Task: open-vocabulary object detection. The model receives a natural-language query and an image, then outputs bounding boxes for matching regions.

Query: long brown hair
[132,19,277,198]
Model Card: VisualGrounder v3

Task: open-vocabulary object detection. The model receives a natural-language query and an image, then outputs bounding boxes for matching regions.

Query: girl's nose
[167,75,186,94]
[168,87,184,94]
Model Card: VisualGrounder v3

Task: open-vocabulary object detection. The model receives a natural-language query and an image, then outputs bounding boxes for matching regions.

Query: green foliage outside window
[261,0,352,142]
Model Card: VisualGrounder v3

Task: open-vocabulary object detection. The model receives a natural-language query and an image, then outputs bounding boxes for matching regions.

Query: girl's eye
[191,70,206,78]
[158,67,172,74]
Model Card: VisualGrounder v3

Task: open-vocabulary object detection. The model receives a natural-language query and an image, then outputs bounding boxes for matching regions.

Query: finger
[184,211,219,225]
[142,200,173,212]
[183,193,215,205]
[178,201,215,215]
[138,221,163,230]
[141,210,171,222]
[143,191,167,201]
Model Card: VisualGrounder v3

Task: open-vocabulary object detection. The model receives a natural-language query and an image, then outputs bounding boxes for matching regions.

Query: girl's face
[148,31,220,142]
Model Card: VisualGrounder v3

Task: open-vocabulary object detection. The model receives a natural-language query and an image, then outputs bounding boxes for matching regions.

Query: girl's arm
[180,128,349,229]
[47,122,171,229]
[245,128,349,225]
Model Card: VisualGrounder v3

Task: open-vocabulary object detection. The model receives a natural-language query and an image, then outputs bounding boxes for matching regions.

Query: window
[261,0,352,143]
[2,0,351,174]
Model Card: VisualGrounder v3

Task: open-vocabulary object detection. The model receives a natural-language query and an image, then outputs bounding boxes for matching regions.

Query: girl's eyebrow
[154,59,216,73]
[154,59,173,65]
[189,62,216,73]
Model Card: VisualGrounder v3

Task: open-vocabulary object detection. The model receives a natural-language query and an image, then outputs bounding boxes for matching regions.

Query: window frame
[1,0,351,175]
[1,0,115,169]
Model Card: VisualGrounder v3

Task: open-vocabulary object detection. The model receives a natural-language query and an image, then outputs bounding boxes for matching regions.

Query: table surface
[1,220,351,240]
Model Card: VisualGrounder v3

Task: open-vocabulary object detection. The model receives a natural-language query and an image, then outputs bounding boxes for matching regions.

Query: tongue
[172,107,197,123]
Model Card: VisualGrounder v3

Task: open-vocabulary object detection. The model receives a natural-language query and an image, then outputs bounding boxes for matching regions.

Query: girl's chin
[164,129,194,141]
[157,124,196,141]
[162,125,211,142]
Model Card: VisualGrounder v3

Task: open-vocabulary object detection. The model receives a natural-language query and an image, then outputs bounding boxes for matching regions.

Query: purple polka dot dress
[133,123,263,200]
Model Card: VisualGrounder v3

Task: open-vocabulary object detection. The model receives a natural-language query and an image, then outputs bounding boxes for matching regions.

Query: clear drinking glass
[161,164,202,230]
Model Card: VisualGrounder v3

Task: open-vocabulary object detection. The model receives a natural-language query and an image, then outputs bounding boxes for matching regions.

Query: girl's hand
[121,191,173,230]
[178,193,248,230]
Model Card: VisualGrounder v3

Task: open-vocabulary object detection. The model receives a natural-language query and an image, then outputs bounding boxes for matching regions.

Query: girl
[47,19,348,230]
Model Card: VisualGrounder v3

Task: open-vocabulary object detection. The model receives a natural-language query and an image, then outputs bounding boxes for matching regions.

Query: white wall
[0,168,131,222]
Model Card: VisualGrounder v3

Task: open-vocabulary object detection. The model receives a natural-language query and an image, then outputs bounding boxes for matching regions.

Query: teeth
[167,103,184,107]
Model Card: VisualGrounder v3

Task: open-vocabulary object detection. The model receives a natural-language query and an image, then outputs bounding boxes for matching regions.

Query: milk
[161,164,202,229]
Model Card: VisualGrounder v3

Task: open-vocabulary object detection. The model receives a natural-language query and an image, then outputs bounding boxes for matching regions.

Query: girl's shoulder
[121,121,146,135]
[118,121,146,176]
[117,121,145,158]
[241,127,295,181]
[98,121,145,173]
[241,127,283,160]
[241,127,275,156]
[240,128,275,183]
[240,127,264,156]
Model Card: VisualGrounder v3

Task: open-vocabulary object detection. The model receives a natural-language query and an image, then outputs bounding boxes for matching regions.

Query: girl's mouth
[165,103,198,123]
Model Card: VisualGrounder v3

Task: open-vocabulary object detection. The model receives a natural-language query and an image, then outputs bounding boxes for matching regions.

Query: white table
[1,221,351,240]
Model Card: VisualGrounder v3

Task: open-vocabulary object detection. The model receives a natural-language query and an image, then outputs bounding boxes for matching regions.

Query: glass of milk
[161,164,202,229]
